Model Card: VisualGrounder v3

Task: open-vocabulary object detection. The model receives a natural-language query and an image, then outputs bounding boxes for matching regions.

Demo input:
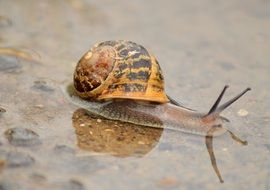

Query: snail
[65,40,251,136]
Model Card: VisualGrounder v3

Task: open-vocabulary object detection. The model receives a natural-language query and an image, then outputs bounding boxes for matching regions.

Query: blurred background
[0,0,269,190]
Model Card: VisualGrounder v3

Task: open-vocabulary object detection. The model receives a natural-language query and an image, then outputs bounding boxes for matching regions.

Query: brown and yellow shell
[73,40,169,103]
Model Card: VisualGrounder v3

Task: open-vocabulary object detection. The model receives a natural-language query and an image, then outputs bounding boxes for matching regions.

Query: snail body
[66,40,250,136]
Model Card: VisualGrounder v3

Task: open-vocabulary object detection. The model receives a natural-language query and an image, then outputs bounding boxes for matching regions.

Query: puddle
[0,0,269,190]
[72,109,163,157]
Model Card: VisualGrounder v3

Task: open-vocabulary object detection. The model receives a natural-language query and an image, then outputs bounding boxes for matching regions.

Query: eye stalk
[206,85,251,117]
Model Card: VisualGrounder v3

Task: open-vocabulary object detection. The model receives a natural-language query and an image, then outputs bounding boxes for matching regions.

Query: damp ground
[0,1,269,190]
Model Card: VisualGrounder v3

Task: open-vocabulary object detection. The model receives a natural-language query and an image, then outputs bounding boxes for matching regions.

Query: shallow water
[0,0,269,189]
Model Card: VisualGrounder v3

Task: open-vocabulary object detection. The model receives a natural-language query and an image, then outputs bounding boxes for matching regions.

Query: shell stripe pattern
[98,41,169,102]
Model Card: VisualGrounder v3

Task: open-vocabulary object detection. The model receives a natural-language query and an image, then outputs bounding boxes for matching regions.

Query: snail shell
[73,40,169,103]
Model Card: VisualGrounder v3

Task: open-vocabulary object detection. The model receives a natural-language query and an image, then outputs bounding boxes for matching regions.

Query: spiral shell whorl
[73,40,169,103]
[73,45,116,98]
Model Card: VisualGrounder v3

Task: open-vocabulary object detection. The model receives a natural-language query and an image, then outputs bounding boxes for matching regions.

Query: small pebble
[30,173,47,182]
[237,109,249,116]
[0,107,6,113]
[222,148,228,151]
[264,144,270,152]
[55,179,85,190]
[0,56,22,73]
[67,179,85,190]
[0,16,12,27]
[34,104,44,108]
[6,151,35,168]
[53,145,75,156]
[97,119,102,123]
[5,127,41,147]
[79,123,86,127]
[157,177,178,187]
[32,80,54,92]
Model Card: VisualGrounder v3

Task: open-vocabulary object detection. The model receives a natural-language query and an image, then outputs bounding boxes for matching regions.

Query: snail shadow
[72,109,163,157]
[71,108,247,183]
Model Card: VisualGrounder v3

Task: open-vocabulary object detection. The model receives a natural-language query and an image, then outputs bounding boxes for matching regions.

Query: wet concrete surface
[0,0,269,189]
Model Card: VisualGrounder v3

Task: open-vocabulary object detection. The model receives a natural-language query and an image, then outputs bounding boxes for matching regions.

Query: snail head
[202,85,251,135]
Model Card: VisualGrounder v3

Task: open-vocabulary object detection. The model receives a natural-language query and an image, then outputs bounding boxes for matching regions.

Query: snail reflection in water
[72,109,163,157]
[64,40,250,183]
